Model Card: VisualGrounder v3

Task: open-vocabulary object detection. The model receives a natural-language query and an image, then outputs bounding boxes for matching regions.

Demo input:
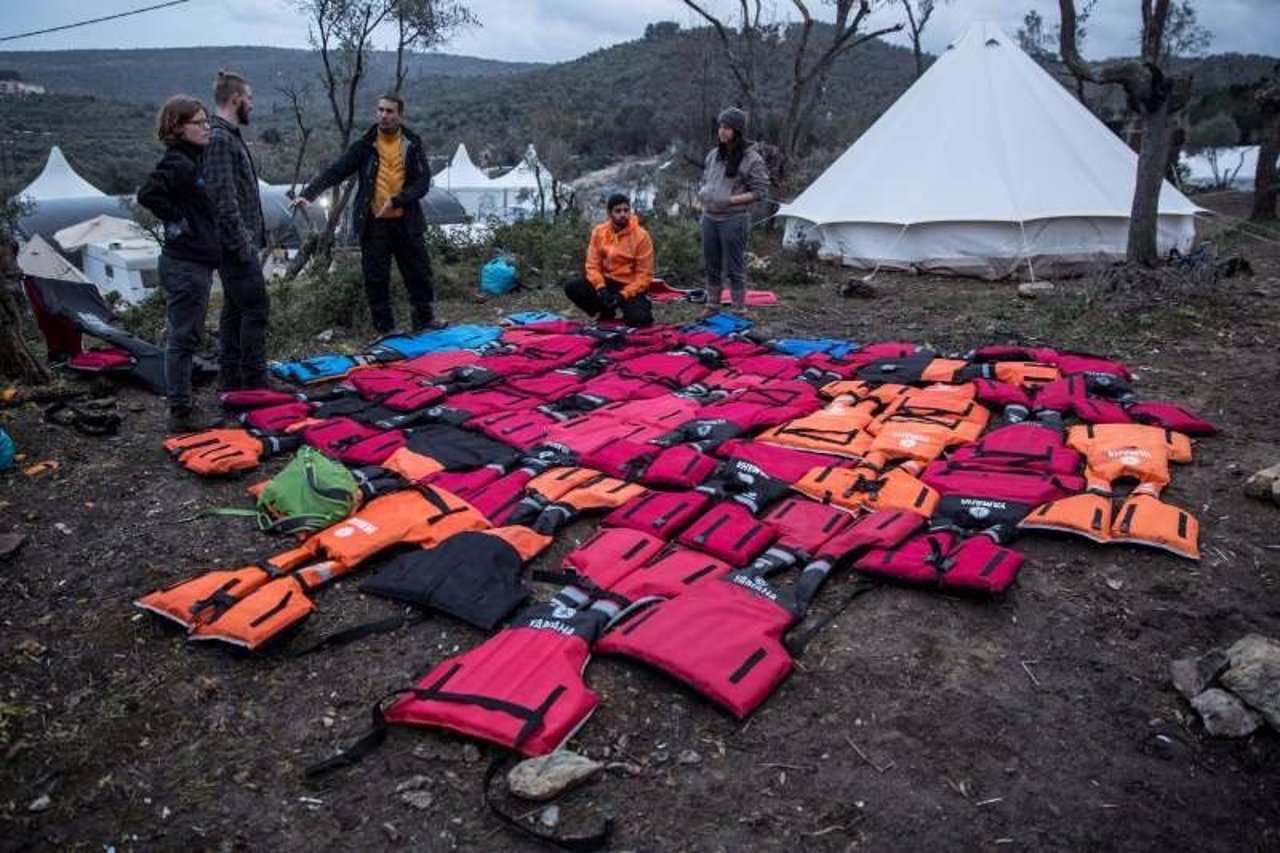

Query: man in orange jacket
[563,193,655,327]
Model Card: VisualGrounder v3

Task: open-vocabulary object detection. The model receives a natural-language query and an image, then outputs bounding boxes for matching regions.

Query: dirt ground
[2,197,1278,852]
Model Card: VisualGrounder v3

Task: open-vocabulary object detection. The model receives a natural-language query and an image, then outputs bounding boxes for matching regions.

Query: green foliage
[644,215,702,286]
[487,216,592,288]
[115,289,168,344]
[1188,112,1241,149]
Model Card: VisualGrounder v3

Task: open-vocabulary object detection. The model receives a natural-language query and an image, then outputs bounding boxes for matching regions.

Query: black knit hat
[717,107,747,135]
[606,192,630,211]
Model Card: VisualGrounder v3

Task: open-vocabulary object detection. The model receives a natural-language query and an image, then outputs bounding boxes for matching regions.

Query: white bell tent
[779,22,1201,278]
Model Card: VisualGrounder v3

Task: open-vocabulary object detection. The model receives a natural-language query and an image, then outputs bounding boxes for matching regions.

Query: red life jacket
[381,600,610,756]
[855,531,1024,594]
[604,489,713,541]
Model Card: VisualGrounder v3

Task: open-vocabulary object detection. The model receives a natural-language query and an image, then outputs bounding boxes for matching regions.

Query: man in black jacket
[204,69,270,390]
[295,93,441,334]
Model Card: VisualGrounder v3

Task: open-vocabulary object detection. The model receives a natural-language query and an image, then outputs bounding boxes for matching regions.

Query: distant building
[0,70,45,96]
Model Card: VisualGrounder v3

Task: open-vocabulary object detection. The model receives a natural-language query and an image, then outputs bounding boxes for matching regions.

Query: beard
[236,102,251,126]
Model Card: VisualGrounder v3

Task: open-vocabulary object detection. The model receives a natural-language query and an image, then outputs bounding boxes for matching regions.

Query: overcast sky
[2,0,1277,62]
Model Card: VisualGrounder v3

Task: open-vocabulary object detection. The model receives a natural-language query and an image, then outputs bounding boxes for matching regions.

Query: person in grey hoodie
[697,107,770,311]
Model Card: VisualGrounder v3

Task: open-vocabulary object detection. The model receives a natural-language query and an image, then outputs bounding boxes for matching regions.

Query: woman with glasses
[138,95,222,433]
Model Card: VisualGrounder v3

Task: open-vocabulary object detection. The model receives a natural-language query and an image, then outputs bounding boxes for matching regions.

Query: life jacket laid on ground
[1018,424,1199,558]
[164,428,299,477]
[714,439,857,484]
[604,488,713,541]
[792,464,940,518]
[853,529,1024,594]
[135,487,486,645]
[1031,374,1136,424]
[921,462,1084,543]
[538,526,668,592]
[754,395,880,459]
[944,422,1082,476]
[597,509,919,718]
[359,595,619,757]
[360,526,551,631]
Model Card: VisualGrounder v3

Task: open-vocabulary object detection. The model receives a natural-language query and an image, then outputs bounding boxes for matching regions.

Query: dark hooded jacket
[301,124,431,237]
[137,140,222,266]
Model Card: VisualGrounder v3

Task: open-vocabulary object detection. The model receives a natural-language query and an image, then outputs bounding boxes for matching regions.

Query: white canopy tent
[489,144,554,218]
[779,22,1200,279]
[18,146,107,202]
[433,143,503,221]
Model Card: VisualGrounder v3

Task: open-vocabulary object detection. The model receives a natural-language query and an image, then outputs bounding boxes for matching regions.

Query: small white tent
[779,22,1200,278]
[54,214,150,252]
[433,143,502,220]
[490,144,554,218]
[18,146,107,202]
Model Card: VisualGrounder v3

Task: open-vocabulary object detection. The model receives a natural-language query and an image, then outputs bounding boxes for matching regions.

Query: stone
[539,805,560,828]
[1191,689,1262,737]
[399,790,433,810]
[1243,462,1280,504]
[1221,635,1280,731]
[0,533,26,560]
[27,794,51,813]
[507,750,603,802]
[315,329,335,344]
[1169,649,1229,700]
[677,749,702,766]
[1017,280,1055,297]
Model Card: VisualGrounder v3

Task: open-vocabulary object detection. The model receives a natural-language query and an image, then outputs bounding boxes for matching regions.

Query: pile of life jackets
[140,313,1217,762]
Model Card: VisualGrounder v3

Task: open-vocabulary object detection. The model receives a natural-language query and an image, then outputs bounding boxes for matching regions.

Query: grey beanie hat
[717,107,747,135]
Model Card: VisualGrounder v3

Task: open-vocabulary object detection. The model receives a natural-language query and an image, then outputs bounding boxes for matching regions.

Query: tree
[1057,0,1209,266]
[1019,2,1096,104]
[391,0,477,92]
[0,198,53,384]
[293,0,474,273]
[1251,76,1280,221]
[1187,112,1242,189]
[680,0,902,185]
[899,0,946,80]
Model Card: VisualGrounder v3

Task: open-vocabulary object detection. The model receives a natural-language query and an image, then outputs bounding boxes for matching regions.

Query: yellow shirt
[373,131,405,219]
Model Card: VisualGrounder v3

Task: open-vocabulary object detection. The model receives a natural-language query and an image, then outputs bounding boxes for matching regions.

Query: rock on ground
[508,751,603,802]
[1221,635,1280,731]
[1191,688,1263,737]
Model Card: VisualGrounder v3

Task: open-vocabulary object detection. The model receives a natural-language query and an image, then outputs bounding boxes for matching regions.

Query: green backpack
[216,446,362,535]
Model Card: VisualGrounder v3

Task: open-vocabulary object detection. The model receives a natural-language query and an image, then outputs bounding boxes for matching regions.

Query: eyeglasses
[185,119,211,128]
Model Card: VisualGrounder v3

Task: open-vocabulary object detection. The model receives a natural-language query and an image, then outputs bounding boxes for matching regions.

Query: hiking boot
[415,318,449,332]
[167,406,213,434]
[217,371,242,393]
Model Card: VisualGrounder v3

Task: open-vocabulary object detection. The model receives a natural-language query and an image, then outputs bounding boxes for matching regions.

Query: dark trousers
[159,254,213,410]
[700,213,750,306]
[564,277,653,327]
[362,218,435,333]
[218,255,270,388]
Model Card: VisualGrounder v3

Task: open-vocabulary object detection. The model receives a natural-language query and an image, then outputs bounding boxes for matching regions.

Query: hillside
[1,28,1276,199]
[0,46,541,109]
